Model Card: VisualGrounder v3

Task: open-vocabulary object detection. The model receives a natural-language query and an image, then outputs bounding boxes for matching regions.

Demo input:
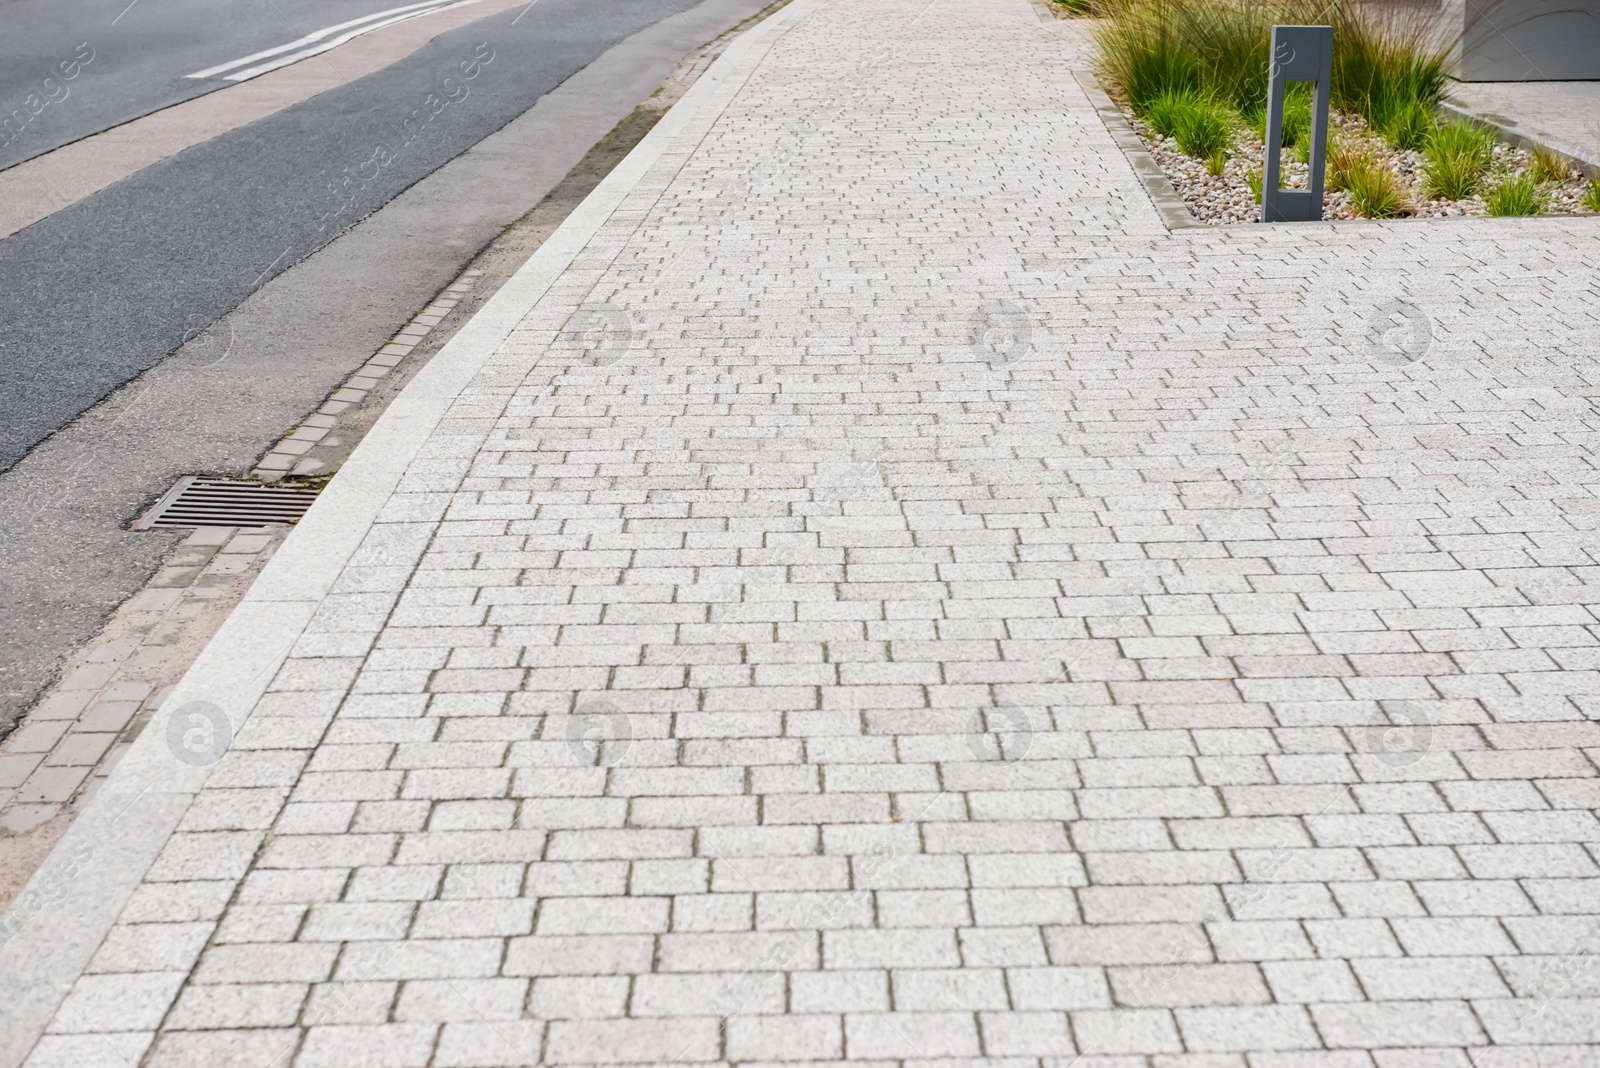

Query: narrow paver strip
[5,0,1600,1065]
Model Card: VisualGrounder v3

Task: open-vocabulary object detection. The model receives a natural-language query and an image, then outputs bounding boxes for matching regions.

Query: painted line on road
[218,1,482,82]
[185,0,466,81]
[0,0,528,241]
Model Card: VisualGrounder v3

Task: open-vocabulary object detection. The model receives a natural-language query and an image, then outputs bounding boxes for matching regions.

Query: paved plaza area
[1447,80,1600,172]
[4,0,1600,1065]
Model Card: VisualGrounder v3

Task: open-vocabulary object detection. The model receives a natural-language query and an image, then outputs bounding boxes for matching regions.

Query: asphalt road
[0,0,775,735]
[0,0,715,474]
[0,0,461,169]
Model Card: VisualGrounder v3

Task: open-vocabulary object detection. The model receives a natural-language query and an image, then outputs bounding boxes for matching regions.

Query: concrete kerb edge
[1439,99,1600,180]
[1072,70,1201,231]
[0,1,814,1062]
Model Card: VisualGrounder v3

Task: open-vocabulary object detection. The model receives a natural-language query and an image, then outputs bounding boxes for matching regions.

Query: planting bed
[1128,106,1600,224]
[1086,0,1600,225]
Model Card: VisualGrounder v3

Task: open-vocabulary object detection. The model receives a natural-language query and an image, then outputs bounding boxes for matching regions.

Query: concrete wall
[1460,0,1600,80]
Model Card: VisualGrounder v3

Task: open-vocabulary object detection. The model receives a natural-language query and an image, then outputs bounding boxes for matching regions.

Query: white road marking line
[219,1,481,82]
[218,0,481,82]
[184,0,461,80]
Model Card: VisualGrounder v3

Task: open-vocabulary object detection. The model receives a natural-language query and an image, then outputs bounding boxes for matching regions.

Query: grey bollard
[1261,25,1333,223]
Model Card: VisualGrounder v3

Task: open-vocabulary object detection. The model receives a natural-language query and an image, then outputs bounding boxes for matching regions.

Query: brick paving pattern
[19,0,1600,1064]
[0,527,283,838]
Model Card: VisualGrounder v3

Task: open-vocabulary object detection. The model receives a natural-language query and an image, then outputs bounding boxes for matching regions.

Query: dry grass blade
[1530,145,1572,185]
[1345,153,1409,218]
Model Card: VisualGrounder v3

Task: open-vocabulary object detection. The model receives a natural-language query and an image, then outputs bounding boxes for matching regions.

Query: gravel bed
[1125,108,1597,224]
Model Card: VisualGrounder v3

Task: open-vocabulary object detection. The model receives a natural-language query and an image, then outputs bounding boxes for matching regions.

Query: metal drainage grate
[136,477,322,529]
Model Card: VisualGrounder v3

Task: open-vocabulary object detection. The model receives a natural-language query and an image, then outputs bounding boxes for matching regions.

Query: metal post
[1261,25,1333,223]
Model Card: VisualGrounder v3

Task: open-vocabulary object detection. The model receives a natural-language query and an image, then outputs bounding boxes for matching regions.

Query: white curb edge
[0,2,813,1062]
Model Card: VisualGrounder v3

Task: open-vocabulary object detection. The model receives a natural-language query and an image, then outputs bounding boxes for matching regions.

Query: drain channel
[136,477,322,529]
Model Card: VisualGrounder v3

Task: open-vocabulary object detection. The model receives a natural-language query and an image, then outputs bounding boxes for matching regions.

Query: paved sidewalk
[1447,81,1600,173]
[5,0,1600,1065]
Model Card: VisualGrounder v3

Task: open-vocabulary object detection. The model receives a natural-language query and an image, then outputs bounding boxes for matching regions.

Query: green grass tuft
[1172,97,1236,159]
[1422,120,1494,200]
[1331,2,1447,143]
[1141,87,1202,138]
[1584,178,1600,212]
[1485,171,1545,216]
[1375,98,1433,151]
[1093,0,1449,155]
[1141,87,1235,163]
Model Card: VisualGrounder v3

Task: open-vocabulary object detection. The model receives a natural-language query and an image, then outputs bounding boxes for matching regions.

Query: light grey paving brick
[1327,881,1425,918]
[294,1023,438,1068]
[725,1014,844,1061]
[1405,813,1495,846]
[672,893,754,932]
[394,977,527,1021]
[144,1025,303,1068]
[301,980,397,1028]
[1351,956,1512,999]
[346,866,443,902]
[1080,886,1226,924]
[1467,841,1600,879]
[1304,920,1404,959]
[891,968,1009,1010]
[1501,916,1600,954]
[634,971,786,1016]
[536,896,669,934]
[1006,966,1112,1010]
[165,983,307,1030]
[1261,960,1365,1003]
[334,938,503,981]
[1412,879,1537,916]
[1522,878,1600,915]
[300,902,415,942]
[544,1018,720,1063]
[85,922,214,974]
[1046,924,1211,966]
[1174,1005,1320,1051]
[504,933,656,977]
[959,925,1051,966]
[1108,963,1269,1008]
[46,972,188,1033]
[1392,917,1519,956]
[432,1021,543,1067]
[659,931,821,973]
[194,943,340,985]
[844,1011,981,1058]
[788,970,890,1014]
[528,975,629,1019]
[1207,921,1316,962]
[1310,1001,1487,1047]
[979,1009,1076,1056]
[873,889,971,928]
[825,929,961,969]
[1069,1008,1184,1054]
